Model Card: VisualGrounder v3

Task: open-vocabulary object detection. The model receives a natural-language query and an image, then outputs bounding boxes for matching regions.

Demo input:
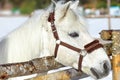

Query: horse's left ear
[51,0,57,5]
[55,1,71,21]
[70,0,79,9]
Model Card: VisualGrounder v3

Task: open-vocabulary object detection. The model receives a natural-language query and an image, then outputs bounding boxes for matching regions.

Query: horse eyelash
[68,32,79,38]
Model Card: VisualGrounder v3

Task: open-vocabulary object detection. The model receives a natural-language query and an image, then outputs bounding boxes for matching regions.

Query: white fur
[0,1,111,80]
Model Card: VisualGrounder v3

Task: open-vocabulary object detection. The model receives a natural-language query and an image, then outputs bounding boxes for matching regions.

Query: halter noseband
[48,12,103,71]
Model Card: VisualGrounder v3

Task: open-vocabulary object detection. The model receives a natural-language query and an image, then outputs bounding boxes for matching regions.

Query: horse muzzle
[90,60,111,79]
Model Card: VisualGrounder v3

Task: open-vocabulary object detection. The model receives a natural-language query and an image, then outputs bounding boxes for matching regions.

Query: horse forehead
[58,23,80,31]
[63,20,83,30]
[59,16,79,26]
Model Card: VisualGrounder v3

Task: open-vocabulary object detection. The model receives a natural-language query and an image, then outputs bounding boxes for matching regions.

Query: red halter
[48,12,103,71]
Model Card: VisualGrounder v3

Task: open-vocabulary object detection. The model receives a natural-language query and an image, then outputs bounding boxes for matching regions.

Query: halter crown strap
[48,12,103,71]
[48,12,59,40]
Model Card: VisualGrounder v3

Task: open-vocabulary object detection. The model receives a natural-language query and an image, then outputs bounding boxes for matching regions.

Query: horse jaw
[50,1,111,79]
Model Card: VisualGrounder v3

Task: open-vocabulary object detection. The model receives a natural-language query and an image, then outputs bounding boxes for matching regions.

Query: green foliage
[111,0,120,6]
[1,0,120,14]
[9,0,51,14]
[35,0,51,9]
[80,0,90,5]
[20,0,36,14]
[96,0,107,9]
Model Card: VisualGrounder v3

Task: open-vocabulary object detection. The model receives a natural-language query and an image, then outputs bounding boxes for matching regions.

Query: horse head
[48,0,111,79]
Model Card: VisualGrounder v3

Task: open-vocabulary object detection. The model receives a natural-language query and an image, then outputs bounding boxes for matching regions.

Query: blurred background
[0,0,120,17]
[0,0,120,39]
[0,1,118,79]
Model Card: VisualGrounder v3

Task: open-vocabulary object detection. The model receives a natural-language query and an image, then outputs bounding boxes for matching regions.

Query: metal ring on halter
[56,40,61,44]
[80,49,87,57]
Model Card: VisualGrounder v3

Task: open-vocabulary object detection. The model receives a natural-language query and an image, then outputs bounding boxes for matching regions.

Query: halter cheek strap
[48,12,103,71]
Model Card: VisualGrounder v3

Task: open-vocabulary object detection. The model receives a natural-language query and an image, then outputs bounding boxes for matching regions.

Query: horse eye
[69,32,79,38]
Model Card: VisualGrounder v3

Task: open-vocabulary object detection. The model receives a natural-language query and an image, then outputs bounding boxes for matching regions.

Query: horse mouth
[90,68,100,79]
[90,67,110,79]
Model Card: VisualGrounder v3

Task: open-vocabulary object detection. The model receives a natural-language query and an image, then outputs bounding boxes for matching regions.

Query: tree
[9,0,50,14]
[80,0,90,5]
[96,0,107,9]
[20,0,36,14]
[35,0,51,9]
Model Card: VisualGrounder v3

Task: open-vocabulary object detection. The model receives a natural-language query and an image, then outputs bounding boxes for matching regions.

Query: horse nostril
[103,62,108,70]
[90,68,100,79]
[103,61,110,75]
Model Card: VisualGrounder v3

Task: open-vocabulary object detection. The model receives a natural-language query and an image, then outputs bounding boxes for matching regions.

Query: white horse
[0,0,111,79]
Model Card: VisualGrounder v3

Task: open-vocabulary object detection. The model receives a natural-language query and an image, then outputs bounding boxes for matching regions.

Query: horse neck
[5,11,55,58]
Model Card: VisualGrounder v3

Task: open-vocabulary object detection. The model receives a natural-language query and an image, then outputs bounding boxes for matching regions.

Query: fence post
[100,30,120,80]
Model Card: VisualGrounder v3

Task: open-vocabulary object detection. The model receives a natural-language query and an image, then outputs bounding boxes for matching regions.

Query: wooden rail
[0,56,64,79]
[0,56,86,80]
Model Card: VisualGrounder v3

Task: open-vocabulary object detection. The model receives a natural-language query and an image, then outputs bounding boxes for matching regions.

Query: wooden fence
[0,30,120,80]
[0,56,86,80]
[100,30,120,80]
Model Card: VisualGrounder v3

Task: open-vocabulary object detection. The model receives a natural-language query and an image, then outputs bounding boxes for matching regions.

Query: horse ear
[51,0,57,5]
[61,1,71,15]
[70,0,79,9]
[55,1,71,21]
